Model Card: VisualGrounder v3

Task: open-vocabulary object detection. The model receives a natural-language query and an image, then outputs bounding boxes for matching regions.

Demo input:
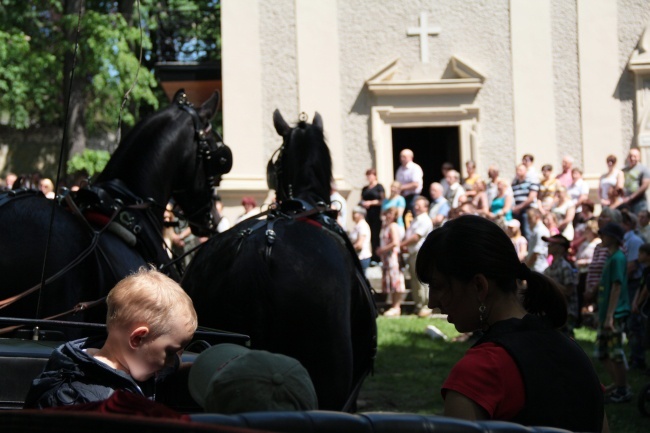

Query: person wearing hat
[188,344,318,414]
[542,234,578,337]
[350,205,372,274]
[596,222,632,403]
[506,219,528,263]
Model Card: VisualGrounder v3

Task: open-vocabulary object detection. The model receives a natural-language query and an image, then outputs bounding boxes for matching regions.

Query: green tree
[0,0,220,164]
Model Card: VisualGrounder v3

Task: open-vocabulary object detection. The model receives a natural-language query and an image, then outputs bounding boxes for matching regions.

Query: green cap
[188,343,318,414]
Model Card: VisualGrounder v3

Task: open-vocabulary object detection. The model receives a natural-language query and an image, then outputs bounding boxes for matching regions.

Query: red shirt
[442,342,525,420]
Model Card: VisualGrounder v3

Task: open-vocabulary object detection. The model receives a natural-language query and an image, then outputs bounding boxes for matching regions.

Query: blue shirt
[512,177,539,207]
[382,196,406,228]
[624,230,645,280]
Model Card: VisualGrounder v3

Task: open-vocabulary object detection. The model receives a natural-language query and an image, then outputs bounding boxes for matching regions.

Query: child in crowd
[542,234,578,337]
[506,219,528,263]
[24,267,197,408]
[595,222,632,403]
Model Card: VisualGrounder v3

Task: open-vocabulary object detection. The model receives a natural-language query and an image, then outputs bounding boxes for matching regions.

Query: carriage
[0,99,377,414]
[0,80,604,433]
[0,89,239,411]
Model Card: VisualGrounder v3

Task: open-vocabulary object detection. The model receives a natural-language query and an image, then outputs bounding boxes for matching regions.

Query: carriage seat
[0,338,60,410]
[190,411,571,433]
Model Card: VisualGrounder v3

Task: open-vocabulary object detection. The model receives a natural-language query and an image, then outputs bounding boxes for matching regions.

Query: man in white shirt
[428,182,450,228]
[444,170,466,209]
[395,149,424,214]
[400,196,434,317]
[568,167,590,212]
[350,206,372,274]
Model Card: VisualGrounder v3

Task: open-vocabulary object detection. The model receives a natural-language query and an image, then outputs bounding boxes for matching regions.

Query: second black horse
[182,110,377,411]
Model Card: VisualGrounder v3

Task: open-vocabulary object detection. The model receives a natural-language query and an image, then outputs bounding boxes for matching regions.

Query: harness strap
[0,207,120,311]
[264,216,280,261]
[219,201,377,412]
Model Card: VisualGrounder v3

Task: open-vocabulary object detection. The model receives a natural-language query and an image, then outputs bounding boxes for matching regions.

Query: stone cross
[407,12,441,64]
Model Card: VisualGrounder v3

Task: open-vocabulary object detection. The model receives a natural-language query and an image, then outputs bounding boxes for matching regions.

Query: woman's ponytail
[521,271,568,329]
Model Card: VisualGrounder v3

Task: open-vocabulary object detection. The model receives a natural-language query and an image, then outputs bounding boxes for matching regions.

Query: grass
[357,316,650,432]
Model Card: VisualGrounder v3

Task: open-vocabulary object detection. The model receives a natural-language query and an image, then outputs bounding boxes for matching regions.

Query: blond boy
[24,267,197,408]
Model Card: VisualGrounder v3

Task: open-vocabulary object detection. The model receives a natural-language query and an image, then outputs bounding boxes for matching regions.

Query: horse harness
[234,198,379,413]
[0,184,159,316]
[177,93,232,189]
[0,97,223,320]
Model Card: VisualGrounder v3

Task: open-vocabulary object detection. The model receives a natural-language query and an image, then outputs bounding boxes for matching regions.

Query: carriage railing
[0,316,250,346]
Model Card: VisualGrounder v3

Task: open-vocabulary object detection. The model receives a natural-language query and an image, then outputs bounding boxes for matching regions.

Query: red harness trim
[84,210,111,228]
[297,217,322,229]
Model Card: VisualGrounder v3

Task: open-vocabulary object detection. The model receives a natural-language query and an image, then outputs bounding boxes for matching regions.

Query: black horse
[0,89,232,325]
[182,110,377,411]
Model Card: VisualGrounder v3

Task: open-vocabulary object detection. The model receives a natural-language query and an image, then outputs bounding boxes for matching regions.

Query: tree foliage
[67,148,110,177]
[0,0,220,135]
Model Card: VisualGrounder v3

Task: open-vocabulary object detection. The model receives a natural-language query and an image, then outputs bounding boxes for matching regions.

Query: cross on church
[407,12,441,64]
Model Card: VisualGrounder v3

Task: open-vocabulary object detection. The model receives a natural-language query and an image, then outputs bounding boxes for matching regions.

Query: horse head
[171,89,233,236]
[268,109,332,205]
[96,89,232,237]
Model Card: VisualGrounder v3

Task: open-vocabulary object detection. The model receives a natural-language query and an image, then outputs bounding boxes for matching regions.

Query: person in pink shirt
[556,155,574,188]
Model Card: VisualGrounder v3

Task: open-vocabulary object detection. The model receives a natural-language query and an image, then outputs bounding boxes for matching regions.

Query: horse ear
[273,109,291,136]
[198,91,220,122]
[313,112,323,131]
[172,89,186,104]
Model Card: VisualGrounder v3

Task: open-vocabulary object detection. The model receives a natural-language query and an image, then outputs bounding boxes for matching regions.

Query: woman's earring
[479,302,488,328]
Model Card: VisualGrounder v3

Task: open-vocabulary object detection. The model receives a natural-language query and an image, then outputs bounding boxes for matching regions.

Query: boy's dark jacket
[23,337,154,409]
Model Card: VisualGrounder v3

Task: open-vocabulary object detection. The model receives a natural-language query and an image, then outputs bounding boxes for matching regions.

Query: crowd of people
[1,171,58,198]
[349,147,650,404]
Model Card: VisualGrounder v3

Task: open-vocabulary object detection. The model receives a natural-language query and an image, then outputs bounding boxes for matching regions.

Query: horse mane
[97,107,186,183]
[278,117,332,204]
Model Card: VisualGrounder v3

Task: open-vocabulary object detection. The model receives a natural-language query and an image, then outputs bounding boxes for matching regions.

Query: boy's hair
[106,267,197,338]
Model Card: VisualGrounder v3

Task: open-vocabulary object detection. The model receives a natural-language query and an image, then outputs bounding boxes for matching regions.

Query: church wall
[511,0,557,173]
[339,0,515,191]
[259,1,299,167]
[221,0,650,222]
[551,0,581,171]
[618,0,650,154]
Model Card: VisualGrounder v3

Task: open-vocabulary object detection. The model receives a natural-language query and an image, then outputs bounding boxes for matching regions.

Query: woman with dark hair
[360,168,385,263]
[415,215,605,432]
[599,155,624,207]
[538,164,559,203]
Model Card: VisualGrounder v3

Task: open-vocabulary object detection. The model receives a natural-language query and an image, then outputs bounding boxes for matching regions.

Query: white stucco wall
[340,0,515,190]
[552,0,581,170]
[221,0,650,222]
[259,1,299,164]
[619,0,650,153]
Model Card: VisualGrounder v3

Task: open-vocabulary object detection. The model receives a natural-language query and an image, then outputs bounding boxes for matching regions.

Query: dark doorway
[391,127,461,199]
